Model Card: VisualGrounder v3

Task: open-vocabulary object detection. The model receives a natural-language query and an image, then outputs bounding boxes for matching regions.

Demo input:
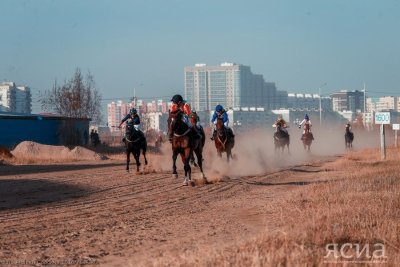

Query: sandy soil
[0,128,386,266]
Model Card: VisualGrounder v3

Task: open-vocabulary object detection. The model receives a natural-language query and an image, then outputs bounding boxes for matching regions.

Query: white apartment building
[0,82,32,113]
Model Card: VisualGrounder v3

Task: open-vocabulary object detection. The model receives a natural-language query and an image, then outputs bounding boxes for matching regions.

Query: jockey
[171,94,192,126]
[273,115,288,135]
[210,104,232,140]
[190,110,204,138]
[190,110,202,129]
[298,114,312,134]
[298,114,314,140]
[169,94,193,141]
[345,122,352,132]
[119,108,143,142]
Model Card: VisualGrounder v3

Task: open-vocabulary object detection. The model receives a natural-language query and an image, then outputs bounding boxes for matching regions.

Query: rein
[173,128,191,137]
[126,135,141,143]
[216,127,227,149]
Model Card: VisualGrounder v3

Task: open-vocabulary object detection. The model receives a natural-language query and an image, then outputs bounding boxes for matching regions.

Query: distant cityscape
[2,63,400,135]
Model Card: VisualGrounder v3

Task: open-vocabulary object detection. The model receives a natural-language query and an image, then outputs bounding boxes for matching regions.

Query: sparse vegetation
[39,68,102,124]
[197,147,400,266]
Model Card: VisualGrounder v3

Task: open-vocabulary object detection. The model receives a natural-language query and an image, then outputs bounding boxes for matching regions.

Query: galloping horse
[345,125,354,149]
[168,110,194,185]
[301,123,313,152]
[214,117,235,161]
[274,124,290,154]
[124,128,148,172]
[189,114,206,171]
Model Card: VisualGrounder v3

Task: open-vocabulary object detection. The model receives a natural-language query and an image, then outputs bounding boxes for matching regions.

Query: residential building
[0,82,32,113]
[367,96,398,112]
[184,63,287,111]
[330,90,365,113]
[107,100,135,131]
[287,93,332,111]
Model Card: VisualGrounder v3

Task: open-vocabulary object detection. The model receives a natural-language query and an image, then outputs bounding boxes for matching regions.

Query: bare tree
[40,68,102,124]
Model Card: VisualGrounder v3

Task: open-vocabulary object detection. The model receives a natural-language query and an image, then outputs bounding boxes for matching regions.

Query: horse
[124,128,148,172]
[345,126,354,149]
[168,110,195,186]
[301,123,313,152]
[274,124,290,154]
[189,114,206,171]
[214,117,235,161]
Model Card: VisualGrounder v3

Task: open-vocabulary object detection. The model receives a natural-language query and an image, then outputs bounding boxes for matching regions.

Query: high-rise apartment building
[0,82,32,113]
[184,63,287,111]
[330,90,365,112]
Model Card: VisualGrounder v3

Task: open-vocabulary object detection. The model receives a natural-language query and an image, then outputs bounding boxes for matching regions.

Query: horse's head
[168,109,189,136]
[216,117,225,130]
[190,113,198,126]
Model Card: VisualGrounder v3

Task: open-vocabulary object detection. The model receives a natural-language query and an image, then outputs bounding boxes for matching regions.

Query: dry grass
[183,147,400,266]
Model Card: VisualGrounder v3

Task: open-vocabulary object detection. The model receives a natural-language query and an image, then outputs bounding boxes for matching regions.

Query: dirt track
[0,151,338,266]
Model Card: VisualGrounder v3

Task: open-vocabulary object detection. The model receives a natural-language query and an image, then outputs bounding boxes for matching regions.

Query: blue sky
[1,0,399,112]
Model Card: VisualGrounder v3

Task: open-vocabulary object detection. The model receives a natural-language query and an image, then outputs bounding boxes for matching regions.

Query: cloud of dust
[153,125,383,181]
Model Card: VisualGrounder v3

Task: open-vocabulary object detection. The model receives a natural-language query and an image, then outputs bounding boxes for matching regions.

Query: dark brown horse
[125,128,148,172]
[345,125,354,149]
[189,114,206,173]
[274,124,290,154]
[214,117,235,161]
[168,110,194,186]
[301,123,313,152]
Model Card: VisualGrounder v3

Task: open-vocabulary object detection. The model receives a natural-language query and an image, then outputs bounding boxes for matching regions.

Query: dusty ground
[0,128,391,266]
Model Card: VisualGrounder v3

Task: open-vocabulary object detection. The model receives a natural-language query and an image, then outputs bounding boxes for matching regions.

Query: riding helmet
[130,108,137,115]
[171,94,183,104]
[215,105,223,112]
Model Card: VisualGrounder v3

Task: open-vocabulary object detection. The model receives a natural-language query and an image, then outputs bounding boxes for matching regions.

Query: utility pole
[319,83,327,126]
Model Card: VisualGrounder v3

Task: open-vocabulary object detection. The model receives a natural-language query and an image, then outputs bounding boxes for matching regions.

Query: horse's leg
[142,141,148,165]
[194,148,205,179]
[185,149,192,182]
[227,148,231,162]
[126,147,130,173]
[135,149,141,172]
[181,150,191,185]
[172,150,178,178]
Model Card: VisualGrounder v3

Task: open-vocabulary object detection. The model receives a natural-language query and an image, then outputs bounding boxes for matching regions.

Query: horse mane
[169,109,183,118]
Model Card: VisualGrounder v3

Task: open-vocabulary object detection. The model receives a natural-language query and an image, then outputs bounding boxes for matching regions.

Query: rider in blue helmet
[210,104,232,140]
[119,108,143,143]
